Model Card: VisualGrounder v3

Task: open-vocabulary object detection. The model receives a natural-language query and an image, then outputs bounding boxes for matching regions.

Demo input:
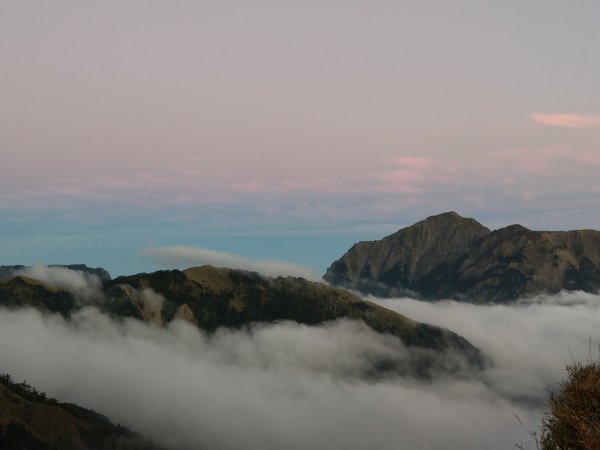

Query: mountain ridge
[0,264,111,282]
[324,212,600,302]
[0,264,487,377]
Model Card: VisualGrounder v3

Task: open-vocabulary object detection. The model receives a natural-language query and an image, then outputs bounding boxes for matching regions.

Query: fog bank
[0,305,542,450]
[373,291,600,404]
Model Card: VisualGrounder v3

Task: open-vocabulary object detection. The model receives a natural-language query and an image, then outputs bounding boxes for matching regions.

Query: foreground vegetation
[540,361,600,449]
[519,361,600,449]
[0,374,161,450]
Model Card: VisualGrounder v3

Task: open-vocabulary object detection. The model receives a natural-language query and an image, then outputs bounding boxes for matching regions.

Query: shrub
[540,361,600,449]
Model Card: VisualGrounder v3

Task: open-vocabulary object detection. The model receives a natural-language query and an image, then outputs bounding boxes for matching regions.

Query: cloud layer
[1,267,598,449]
[0,306,538,450]
[144,246,321,280]
[373,292,600,403]
[15,265,103,303]
[532,113,600,128]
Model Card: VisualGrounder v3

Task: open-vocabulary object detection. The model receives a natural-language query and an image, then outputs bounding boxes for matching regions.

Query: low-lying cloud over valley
[374,293,600,407]
[2,266,599,449]
[0,306,535,450]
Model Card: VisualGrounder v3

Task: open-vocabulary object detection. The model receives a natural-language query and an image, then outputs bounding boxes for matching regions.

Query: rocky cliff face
[324,212,600,302]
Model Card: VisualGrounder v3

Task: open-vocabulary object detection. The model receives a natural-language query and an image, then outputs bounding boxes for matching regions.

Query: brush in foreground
[541,361,600,449]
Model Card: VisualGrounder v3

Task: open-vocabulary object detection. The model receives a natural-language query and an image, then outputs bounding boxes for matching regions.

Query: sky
[2,1,600,276]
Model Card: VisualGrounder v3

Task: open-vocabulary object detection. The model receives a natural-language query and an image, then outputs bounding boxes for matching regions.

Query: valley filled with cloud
[2,269,597,449]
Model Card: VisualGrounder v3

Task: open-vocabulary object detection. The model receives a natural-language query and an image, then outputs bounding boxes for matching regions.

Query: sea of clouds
[1,266,599,449]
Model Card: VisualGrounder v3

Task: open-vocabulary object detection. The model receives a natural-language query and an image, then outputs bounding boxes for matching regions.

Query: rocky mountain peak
[325,212,490,297]
[324,212,600,302]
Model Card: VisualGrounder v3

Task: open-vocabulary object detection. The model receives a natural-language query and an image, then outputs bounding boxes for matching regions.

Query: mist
[3,278,600,449]
[372,291,600,404]
[15,265,103,303]
[144,246,321,281]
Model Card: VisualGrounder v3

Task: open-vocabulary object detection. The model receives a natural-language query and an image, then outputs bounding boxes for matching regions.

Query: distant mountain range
[324,211,600,302]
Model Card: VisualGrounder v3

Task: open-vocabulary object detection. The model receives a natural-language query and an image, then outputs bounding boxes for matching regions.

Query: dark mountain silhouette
[0,374,161,450]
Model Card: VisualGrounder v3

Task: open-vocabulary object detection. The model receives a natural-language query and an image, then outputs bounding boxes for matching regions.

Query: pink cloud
[532,113,600,128]
[280,177,332,190]
[231,181,270,193]
[390,156,435,170]
[374,170,423,194]
[369,156,450,194]
[487,146,600,176]
[3,144,599,221]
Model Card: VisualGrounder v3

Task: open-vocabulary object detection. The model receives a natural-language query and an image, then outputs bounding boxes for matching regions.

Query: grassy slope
[0,276,76,316]
[0,266,488,374]
[107,266,487,373]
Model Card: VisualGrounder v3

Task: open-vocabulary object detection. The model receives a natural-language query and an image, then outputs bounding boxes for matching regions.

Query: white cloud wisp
[143,246,321,281]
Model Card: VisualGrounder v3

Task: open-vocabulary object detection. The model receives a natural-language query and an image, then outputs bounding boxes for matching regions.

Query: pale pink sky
[1,1,600,273]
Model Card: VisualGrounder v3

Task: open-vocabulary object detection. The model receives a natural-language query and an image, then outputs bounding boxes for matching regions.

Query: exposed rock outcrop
[324,212,600,302]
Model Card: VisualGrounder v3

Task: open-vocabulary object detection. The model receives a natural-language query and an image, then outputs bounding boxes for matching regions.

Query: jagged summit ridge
[325,212,491,297]
[324,212,600,302]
